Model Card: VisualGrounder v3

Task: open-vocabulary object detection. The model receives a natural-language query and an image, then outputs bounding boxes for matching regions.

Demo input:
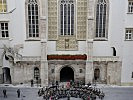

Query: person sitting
[87,82,91,87]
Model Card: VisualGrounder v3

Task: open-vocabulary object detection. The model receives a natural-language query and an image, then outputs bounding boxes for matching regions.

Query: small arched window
[34,67,40,79]
[112,47,116,56]
[95,0,108,39]
[27,0,39,38]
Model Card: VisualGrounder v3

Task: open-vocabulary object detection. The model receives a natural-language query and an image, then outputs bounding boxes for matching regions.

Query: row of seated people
[38,81,105,100]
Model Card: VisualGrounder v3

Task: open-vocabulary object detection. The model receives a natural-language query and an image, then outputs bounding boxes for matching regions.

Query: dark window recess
[51,69,54,73]
[34,67,40,79]
[94,68,100,80]
[79,69,83,73]
[132,72,133,78]
[5,55,9,60]
[112,47,116,56]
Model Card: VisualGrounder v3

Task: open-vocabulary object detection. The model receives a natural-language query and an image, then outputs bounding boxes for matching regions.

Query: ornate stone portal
[48,60,86,84]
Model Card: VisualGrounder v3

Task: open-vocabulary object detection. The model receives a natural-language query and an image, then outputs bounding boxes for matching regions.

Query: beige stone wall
[12,61,40,84]
[93,61,121,85]
[93,62,107,83]
[107,61,122,85]
[10,60,121,85]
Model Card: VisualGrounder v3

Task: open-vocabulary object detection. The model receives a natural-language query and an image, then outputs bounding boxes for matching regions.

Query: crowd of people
[38,81,105,100]
[2,81,105,100]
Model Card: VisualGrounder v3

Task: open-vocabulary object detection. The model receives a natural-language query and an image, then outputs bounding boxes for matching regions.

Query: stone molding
[40,16,47,20]
[15,56,41,62]
[14,56,120,62]
[93,56,120,62]
[48,60,86,65]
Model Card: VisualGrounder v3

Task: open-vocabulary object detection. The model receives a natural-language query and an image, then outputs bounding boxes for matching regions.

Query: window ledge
[0,37,10,40]
[125,39,133,41]
[25,38,41,41]
[94,38,108,41]
[59,35,75,37]
[127,12,133,14]
[0,12,8,14]
[0,8,16,14]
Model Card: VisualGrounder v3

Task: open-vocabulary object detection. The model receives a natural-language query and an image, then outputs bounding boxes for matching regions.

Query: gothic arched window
[34,67,40,79]
[0,0,7,12]
[27,0,39,38]
[95,0,108,39]
[60,0,74,36]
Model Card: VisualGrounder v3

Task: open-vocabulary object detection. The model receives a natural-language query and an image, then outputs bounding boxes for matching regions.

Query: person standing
[31,79,34,87]
[17,89,21,98]
[3,89,7,98]
[66,81,70,89]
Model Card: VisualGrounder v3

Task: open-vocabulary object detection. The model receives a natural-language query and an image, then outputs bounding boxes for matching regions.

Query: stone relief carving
[56,36,78,51]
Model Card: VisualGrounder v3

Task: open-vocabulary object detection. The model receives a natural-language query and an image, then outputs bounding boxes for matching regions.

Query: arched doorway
[2,54,12,84]
[94,68,100,81]
[60,67,74,82]
[2,67,11,84]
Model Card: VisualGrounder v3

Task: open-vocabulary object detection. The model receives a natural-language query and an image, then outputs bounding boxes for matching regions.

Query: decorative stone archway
[60,66,74,82]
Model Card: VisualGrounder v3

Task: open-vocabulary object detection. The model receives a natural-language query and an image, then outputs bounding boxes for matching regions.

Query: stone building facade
[0,0,133,86]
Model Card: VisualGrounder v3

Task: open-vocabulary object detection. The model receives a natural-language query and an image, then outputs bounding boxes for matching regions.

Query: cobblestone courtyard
[0,85,133,100]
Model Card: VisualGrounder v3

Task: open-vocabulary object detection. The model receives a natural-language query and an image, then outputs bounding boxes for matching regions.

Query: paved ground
[102,87,133,100]
[0,85,133,100]
[0,87,42,100]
